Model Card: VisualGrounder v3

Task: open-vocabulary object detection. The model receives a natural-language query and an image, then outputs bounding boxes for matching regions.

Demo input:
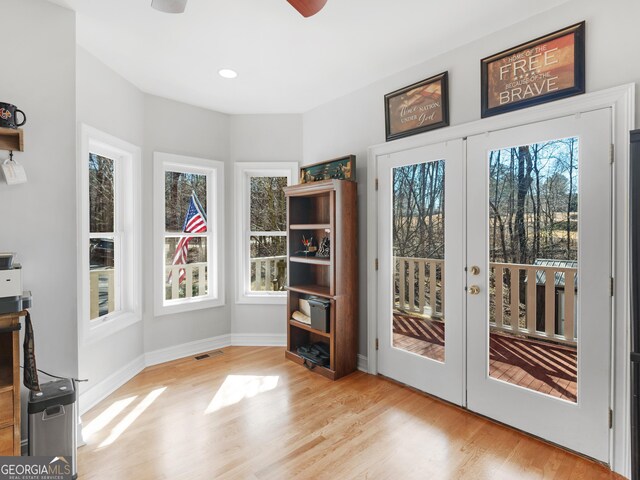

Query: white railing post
[510,266,519,330]
[90,270,100,319]
[526,267,537,333]
[418,261,426,315]
[494,264,503,329]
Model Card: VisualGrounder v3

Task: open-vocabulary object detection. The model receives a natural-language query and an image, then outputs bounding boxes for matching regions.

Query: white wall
[73,49,302,393]
[0,0,77,436]
[303,0,640,356]
[229,115,302,339]
[143,95,231,352]
[75,46,145,393]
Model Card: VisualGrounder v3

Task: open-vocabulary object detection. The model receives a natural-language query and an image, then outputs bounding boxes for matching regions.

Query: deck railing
[165,262,208,300]
[395,257,444,318]
[89,267,115,319]
[490,262,577,346]
[251,255,287,292]
[393,257,578,346]
[92,256,287,308]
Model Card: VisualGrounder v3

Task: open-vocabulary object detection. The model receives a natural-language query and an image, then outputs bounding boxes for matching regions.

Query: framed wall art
[299,155,356,184]
[481,22,585,118]
[384,71,449,142]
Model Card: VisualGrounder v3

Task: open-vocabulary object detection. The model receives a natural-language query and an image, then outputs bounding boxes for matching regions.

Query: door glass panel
[488,137,578,402]
[392,160,445,362]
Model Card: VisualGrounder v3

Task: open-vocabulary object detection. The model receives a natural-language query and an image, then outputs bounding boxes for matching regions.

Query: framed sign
[300,155,356,184]
[384,71,449,142]
[481,22,585,118]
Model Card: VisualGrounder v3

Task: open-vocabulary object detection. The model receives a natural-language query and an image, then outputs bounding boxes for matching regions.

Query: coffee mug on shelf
[0,102,26,129]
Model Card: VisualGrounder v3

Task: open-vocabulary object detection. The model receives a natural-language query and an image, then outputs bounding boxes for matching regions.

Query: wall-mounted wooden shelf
[0,128,24,152]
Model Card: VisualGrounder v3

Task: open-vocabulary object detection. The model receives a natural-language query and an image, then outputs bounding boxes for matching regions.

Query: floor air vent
[194,350,224,361]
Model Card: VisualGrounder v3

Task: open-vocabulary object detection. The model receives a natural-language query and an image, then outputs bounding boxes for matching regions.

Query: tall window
[154,152,224,315]
[79,125,142,343]
[89,153,117,319]
[235,163,297,304]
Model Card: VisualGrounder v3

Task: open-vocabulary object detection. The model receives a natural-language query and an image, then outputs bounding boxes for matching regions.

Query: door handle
[470,266,480,275]
[468,285,480,295]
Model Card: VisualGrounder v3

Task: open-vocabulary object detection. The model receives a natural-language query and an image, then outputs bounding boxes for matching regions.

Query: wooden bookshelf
[284,179,358,380]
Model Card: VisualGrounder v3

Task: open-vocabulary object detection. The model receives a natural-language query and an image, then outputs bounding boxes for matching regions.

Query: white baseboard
[144,334,231,367]
[231,333,286,347]
[78,354,145,416]
[357,354,368,373]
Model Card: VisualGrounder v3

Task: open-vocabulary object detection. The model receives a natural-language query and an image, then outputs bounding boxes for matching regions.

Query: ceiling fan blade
[151,0,187,14]
[286,0,328,17]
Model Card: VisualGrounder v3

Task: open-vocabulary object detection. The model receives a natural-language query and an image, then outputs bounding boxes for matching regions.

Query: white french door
[466,109,612,462]
[376,108,613,462]
[377,139,465,405]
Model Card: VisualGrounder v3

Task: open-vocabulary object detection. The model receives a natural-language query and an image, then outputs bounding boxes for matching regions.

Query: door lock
[470,266,480,275]
[468,285,480,295]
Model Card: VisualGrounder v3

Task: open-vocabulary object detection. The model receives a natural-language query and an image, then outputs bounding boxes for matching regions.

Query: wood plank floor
[394,313,577,401]
[78,347,620,480]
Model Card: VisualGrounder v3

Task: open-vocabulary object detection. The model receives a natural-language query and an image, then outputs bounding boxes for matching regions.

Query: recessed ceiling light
[218,69,238,79]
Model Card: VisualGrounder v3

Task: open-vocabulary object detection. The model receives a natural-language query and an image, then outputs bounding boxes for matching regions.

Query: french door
[467,109,612,462]
[377,109,612,462]
[377,139,465,406]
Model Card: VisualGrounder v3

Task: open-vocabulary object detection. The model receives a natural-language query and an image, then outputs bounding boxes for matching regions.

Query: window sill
[155,296,225,317]
[83,311,142,345]
[236,293,287,305]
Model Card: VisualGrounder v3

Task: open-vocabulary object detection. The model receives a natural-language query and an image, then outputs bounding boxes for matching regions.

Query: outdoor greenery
[393,160,445,260]
[165,171,207,232]
[89,153,114,233]
[490,137,579,264]
[250,176,288,291]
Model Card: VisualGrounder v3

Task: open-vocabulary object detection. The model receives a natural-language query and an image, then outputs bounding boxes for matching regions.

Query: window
[235,162,297,304]
[78,125,142,343]
[154,152,224,315]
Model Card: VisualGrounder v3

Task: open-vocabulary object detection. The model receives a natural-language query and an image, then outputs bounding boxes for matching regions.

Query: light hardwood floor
[78,347,622,479]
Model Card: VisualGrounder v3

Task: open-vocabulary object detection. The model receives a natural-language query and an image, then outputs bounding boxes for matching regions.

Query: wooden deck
[393,313,578,402]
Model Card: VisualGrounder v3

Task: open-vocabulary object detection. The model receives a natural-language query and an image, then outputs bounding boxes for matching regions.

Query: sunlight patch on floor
[82,395,138,442]
[205,375,279,414]
[99,387,167,448]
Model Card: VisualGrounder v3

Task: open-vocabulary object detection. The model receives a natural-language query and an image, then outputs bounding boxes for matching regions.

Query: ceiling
[48,0,570,114]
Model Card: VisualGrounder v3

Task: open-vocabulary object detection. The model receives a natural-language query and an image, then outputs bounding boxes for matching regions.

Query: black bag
[297,342,330,369]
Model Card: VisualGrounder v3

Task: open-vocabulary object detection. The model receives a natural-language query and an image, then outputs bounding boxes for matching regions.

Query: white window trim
[154,152,225,316]
[77,124,142,345]
[235,162,298,305]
